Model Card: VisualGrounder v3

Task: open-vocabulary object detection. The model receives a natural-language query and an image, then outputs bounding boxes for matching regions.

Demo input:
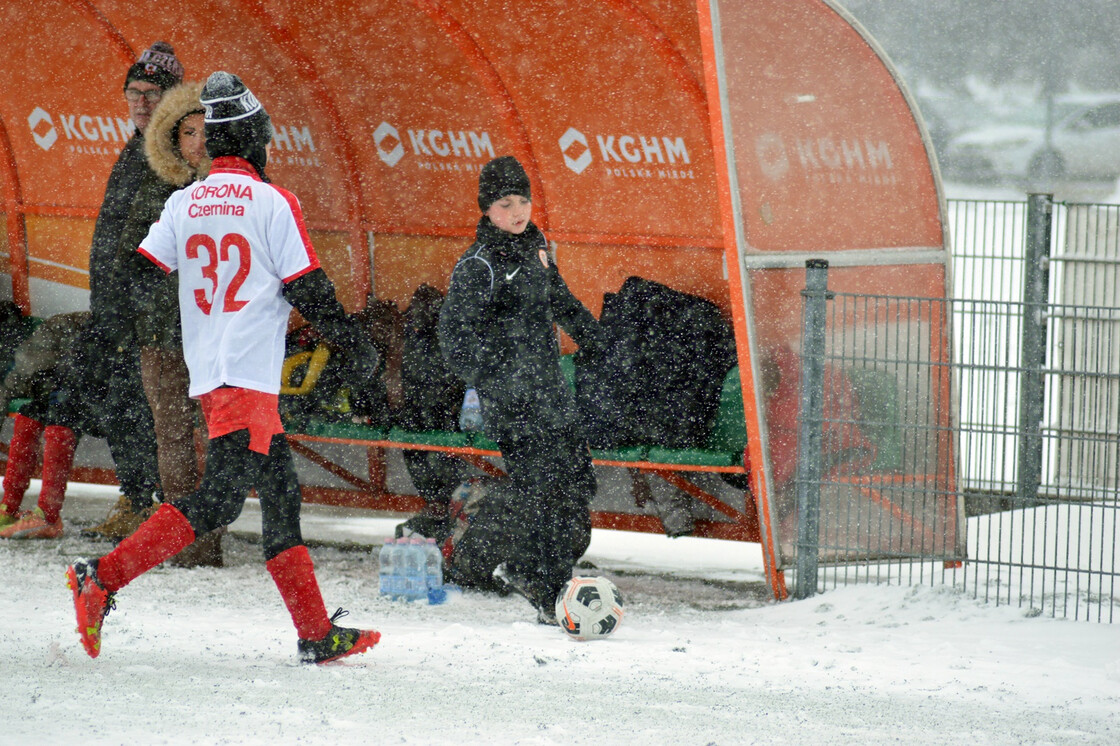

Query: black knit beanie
[200,71,273,178]
[124,41,184,91]
[478,156,531,212]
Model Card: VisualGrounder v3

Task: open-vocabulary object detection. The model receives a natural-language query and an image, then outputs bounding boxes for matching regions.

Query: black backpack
[575,277,737,450]
[398,284,465,432]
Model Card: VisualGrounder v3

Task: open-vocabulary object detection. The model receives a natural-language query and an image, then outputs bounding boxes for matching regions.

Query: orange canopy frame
[0,0,949,593]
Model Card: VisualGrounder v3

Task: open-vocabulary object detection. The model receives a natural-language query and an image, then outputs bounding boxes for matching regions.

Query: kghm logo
[559,128,591,174]
[28,108,56,151]
[559,127,693,179]
[27,106,135,153]
[373,121,495,169]
[270,124,320,167]
[755,132,896,186]
[373,122,404,167]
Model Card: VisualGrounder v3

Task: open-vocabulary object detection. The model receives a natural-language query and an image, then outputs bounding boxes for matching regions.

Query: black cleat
[493,563,560,626]
[297,608,380,664]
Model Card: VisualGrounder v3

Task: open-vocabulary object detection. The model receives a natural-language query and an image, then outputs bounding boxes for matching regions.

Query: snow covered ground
[4,184,1118,742]
[2,483,1117,745]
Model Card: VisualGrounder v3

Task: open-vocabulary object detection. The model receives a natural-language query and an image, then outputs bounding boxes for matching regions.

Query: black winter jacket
[114,170,180,348]
[89,135,152,325]
[438,218,602,438]
[114,82,213,350]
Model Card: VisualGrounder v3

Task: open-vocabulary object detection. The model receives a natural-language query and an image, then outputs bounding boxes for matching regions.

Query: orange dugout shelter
[0,0,950,599]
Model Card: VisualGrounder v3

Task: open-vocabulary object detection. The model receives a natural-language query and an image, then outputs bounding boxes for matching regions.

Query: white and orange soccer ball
[555,576,624,641]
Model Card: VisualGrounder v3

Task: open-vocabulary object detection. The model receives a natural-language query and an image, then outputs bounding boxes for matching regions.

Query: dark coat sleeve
[282,268,380,376]
[437,253,496,388]
[548,265,604,355]
[89,137,150,322]
[112,171,180,348]
[110,250,168,348]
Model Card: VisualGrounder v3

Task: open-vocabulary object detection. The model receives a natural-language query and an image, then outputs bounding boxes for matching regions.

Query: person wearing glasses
[92,42,185,316]
[64,42,186,541]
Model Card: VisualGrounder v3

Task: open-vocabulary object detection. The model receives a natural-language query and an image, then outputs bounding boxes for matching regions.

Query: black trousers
[49,342,160,504]
[103,349,161,503]
[402,448,466,505]
[173,431,304,561]
[450,421,595,602]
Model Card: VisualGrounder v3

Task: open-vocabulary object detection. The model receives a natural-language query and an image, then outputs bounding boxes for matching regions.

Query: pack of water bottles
[378,536,447,604]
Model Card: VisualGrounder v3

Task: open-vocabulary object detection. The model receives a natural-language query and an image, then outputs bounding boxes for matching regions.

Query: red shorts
[198,387,284,455]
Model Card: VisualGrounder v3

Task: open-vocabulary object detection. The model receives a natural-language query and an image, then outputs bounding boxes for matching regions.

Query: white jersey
[139,156,320,397]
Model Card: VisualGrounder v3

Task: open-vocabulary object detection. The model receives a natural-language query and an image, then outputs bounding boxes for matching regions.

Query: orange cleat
[66,560,115,659]
[0,508,63,540]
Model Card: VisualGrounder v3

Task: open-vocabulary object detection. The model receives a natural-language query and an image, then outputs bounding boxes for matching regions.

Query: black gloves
[282,268,381,381]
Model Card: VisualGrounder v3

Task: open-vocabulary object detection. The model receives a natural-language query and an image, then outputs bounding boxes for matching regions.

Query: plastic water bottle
[378,538,395,597]
[404,537,427,601]
[388,538,407,599]
[424,537,444,599]
[459,388,484,432]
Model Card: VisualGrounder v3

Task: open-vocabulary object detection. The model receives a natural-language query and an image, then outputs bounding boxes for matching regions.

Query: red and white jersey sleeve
[138,156,321,397]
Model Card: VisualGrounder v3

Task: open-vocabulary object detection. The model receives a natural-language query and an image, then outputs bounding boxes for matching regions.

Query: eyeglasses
[124,88,163,104]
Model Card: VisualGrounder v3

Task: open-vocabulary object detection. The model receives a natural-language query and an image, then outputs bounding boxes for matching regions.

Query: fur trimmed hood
[144,82,211,187]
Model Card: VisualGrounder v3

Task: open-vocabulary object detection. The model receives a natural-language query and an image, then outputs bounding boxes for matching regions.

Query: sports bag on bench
[575,276,737,450]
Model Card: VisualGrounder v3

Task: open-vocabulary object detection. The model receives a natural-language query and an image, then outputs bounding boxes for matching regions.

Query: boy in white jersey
[66,72,381,665]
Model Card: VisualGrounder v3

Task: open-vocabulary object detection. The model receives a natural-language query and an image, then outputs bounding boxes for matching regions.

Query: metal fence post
[1017,193,1052,505]
[795,259,831,599]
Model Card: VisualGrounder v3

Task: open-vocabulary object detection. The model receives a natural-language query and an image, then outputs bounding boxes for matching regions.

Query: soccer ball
[555,576,624,641]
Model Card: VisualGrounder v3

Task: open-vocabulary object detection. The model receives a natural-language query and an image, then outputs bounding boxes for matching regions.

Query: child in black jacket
[438,156,603,622]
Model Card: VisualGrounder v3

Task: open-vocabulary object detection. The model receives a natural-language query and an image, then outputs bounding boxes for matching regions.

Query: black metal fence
[792,195,1119,623]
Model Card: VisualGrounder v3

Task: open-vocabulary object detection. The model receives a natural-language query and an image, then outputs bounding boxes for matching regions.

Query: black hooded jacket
[438,218,602,438]
[89,135,151,325]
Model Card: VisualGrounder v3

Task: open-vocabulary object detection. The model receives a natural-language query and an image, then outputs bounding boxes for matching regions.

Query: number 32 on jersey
[186,232,251,315]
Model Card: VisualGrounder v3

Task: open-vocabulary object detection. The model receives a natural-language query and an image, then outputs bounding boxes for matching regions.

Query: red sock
[2,414,43,516]
[266,545,331,641]
[97,504,196,593]
[37,425,75,524]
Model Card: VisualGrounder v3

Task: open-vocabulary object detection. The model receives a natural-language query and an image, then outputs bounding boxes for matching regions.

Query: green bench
[294,357,748,471]
[1,350,763,549]
[6,340,749,469]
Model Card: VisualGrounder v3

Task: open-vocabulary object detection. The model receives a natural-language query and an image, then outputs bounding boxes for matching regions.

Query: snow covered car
[944,96,1120,183]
